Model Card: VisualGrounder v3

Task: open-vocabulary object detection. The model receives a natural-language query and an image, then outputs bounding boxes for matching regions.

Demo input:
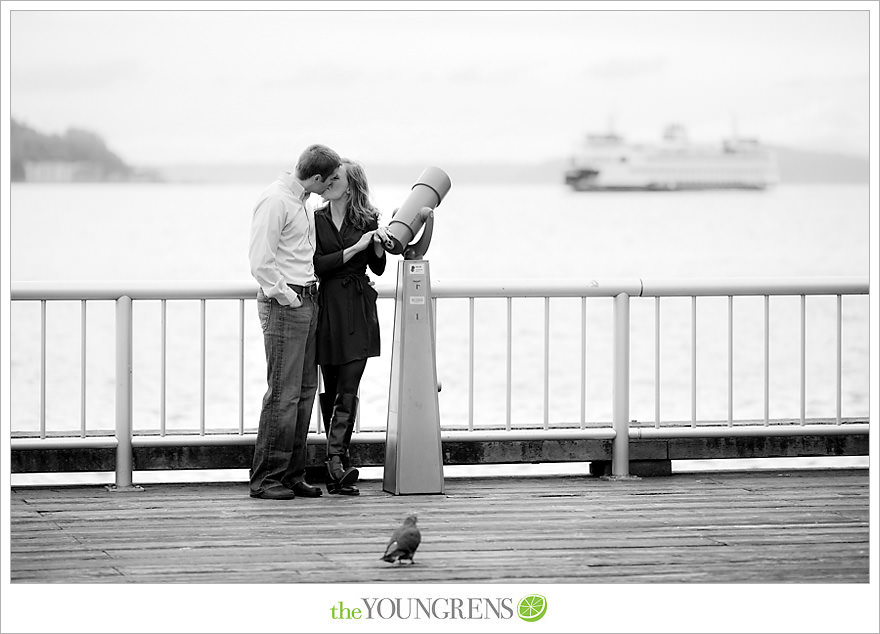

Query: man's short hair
[295,144,342,181]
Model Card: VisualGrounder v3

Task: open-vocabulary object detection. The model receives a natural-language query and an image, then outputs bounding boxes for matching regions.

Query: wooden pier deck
[9,468,869,584]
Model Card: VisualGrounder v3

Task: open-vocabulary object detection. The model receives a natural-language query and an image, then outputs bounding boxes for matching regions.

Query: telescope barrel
[385,167,451,255]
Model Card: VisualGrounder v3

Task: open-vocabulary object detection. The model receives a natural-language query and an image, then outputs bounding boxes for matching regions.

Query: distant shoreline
[9,149,869,186]
[145,148,868,186]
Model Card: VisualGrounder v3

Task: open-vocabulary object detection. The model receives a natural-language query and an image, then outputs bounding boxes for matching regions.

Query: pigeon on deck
[381,514,421,565]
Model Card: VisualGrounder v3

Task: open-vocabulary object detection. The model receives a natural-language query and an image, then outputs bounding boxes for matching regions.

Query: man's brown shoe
[250,486,296,500]
[290,481,323,497]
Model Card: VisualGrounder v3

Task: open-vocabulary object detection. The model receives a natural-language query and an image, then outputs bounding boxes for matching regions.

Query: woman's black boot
[326,394,359,488]
[341,395,359,471]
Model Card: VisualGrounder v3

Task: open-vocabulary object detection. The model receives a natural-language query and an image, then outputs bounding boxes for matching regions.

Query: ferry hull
[564,126,779,192]
[565,170,770,192]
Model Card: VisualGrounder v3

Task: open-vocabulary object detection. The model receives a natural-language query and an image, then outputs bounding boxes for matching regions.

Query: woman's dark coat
[314,205,386,365]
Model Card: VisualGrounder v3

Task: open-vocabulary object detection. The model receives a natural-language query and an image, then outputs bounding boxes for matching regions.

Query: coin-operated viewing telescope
[383,167,450,495]
[383,166,451,260]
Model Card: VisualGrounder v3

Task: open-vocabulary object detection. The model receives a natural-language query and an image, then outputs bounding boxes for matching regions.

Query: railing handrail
[10,276,869,301]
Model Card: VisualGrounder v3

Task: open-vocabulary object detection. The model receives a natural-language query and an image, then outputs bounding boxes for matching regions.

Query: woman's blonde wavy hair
[341,159,380,230]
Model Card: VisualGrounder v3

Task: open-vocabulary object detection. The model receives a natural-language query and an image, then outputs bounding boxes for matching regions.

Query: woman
[314,159,389,495]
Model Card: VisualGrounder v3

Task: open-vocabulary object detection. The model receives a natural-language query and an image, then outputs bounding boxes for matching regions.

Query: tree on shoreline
[11,118,143,182]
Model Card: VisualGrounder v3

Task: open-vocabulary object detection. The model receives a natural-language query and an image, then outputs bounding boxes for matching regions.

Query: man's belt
[287,282,319,296]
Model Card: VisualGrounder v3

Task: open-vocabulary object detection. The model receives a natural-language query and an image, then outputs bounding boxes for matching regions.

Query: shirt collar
[279,171,308,202]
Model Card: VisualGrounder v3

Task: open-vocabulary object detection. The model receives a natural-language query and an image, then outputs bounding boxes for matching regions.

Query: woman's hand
[373,225,394,250]
[356,230,376,252]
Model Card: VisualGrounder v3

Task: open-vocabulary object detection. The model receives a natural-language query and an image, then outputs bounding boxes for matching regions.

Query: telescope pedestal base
[383,260,445,495]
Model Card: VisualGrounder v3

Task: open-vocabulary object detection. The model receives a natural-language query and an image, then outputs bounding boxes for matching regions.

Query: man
[248,144,342,500]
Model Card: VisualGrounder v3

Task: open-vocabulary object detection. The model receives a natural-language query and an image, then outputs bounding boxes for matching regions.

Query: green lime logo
[517,594,547,622]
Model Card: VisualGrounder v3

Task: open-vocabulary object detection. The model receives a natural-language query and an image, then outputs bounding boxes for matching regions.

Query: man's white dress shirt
[248,172,318,306]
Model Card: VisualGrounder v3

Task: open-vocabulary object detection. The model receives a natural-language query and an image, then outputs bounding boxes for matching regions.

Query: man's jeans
[250,290,319,495]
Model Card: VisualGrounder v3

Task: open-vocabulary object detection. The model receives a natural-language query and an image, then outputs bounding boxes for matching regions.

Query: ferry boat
[564,124,779,191]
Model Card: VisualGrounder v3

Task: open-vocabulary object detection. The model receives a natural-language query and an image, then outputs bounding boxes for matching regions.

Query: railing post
[612,292,632,477]
[107,295,142,492]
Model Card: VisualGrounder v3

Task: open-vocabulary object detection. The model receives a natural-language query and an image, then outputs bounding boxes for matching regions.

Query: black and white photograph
[2,2,878,633]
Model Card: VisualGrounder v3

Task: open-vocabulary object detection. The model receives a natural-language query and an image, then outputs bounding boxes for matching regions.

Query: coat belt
[331,274,371,335]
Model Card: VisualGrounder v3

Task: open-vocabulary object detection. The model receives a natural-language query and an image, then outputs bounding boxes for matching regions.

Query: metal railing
[11,277,869,485]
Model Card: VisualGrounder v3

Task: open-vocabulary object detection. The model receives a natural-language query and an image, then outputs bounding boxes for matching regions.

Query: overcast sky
[8,5,872,166]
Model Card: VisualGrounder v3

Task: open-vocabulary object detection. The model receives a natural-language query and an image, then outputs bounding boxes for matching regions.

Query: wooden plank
[666,435,869,459]
[9,470,869,583]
